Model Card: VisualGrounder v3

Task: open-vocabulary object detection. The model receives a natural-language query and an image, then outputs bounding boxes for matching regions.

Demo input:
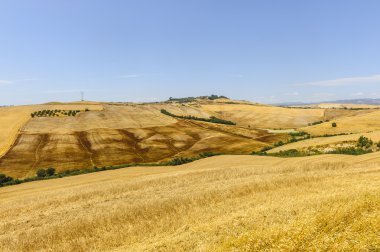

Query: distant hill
[277,98,380,106]
[325,98,380,105]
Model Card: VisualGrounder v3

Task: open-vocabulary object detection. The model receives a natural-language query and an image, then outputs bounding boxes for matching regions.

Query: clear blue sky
[1,0,380,105]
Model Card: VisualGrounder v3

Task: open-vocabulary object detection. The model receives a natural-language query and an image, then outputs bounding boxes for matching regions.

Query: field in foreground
[1,155,379,251]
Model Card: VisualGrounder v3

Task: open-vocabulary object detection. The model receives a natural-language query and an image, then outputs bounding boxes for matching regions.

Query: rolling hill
[1,97,379,178]
[1,97,380,251]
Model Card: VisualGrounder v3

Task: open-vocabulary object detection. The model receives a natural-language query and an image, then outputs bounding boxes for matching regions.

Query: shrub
[36,169,46,177]
[260,146,273,152]
[327,147,372,155]
[309,120,324,126]
[272,149,307,157]
[289,131,308,137]
[46,167,56,176]
[0,173,13,184]
[357,136,373,148]
[332,122,337,127]
[199,152,219,158]
[167,157,195,166]
[274,141,284,147]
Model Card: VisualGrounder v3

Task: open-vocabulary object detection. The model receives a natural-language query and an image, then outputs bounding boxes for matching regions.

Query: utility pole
[81,91,84,101]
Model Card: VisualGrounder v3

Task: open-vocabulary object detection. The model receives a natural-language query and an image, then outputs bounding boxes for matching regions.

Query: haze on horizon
[1,0,380,105]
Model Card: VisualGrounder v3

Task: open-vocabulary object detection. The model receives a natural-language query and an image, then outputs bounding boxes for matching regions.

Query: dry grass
[302,109,380,135]
[269,130,380,153]
[2,103,289,178]
[0,100,378,178]
[0,106,33,158]
[0,104,103,158]
[201,104,326,128]
[312,103,380,109]
[0,155,379,251]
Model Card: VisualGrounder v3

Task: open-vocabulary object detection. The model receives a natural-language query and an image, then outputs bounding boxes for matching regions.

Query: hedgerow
[161,109,236,125]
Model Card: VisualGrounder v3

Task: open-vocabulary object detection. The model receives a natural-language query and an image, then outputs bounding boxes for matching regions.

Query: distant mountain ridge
[276,98,380,106]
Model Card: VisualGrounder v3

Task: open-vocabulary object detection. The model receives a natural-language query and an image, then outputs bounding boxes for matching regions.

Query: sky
[1,0,380,105]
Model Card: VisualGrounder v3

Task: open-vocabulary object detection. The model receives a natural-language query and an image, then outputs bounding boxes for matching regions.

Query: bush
[271,149,307,157]
[0,173,13,184]
[166,157,195,166]
[46,167,56,176]
[289,131,309,137]
[357,136,373,148]
[36,169,46,177]
[260,146,273,152]
[327,147,372,155]
[332,122,337,127]
[274,141,284,147]
[309,121,324,126]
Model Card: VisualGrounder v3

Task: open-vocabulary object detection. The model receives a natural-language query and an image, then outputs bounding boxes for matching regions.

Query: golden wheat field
[1,155,379,251]
[0,103,103,158]
[268,130,380,153]
[301,109,380,136]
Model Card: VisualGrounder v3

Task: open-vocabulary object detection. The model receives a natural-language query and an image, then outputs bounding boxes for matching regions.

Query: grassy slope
[201,104,326,128]
[0,103,290,178]
[0,155,379,251]
[0,103,103,158]
[1,100,378,178]
[268,130,380,153]
[301,109,380,135]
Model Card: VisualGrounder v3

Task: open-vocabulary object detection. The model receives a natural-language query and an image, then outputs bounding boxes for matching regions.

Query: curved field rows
[0,104,103,158]
[0,155,379,251]
[0,119,284,178]
[23,104,172,134]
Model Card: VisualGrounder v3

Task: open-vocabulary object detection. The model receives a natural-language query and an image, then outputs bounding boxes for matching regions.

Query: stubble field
[0,155,379,251]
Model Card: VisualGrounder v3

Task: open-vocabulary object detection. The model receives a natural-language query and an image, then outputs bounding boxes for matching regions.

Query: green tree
[46,167,56,176]
[36,169,46,178]
[357,136,373,148]
[0,173,13,184]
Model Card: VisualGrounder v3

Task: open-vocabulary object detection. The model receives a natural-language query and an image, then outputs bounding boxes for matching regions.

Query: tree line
[31,109,82,118]
[0,153,219,188]
[160,109,236,125]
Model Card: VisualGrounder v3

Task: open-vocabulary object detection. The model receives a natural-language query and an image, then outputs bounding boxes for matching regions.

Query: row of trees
[36,167,56,177]
[31,109,81,118]
[0,152,220,188]
[161,109,236,125]
[0,167,56,187]
[307,120,337,127]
